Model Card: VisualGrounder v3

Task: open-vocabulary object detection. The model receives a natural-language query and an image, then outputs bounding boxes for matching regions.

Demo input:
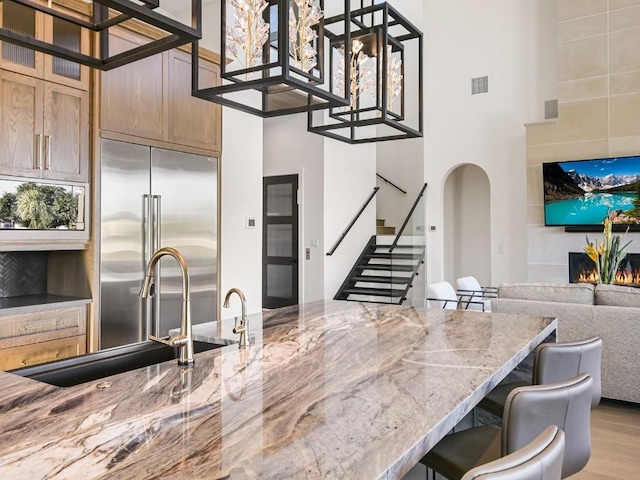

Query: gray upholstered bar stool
[480,337,602,418]
[421,374,593,480]
[461,425,565,480]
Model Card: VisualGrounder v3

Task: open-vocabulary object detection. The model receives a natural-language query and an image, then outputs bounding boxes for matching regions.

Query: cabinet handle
[44,135,52,170]
[35,134,43,170]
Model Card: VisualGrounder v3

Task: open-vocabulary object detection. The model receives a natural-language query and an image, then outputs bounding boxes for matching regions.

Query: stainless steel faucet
[140,247,194,366]
[223,288,249,348]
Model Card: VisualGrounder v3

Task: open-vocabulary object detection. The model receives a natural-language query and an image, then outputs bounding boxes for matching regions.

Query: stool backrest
[534,337,602,409]
[503,374,592,478]
[461,425,564,480]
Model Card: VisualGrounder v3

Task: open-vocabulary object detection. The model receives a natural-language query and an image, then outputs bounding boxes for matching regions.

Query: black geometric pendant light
[192,0,351,118]
[308,1,423,143]
[0,0,201,70]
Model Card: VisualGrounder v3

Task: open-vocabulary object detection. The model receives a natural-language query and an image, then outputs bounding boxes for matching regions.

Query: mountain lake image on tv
[543,156,640,226]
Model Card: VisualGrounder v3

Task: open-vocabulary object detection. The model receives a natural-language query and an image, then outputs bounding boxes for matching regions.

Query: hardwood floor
[571,399,640,479]
[402,399,640,480]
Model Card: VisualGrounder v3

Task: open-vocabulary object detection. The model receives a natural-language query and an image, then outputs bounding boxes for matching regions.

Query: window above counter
[0,178,89,250]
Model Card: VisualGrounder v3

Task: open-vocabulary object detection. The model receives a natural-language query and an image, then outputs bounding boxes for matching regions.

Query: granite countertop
[0,300,556,479]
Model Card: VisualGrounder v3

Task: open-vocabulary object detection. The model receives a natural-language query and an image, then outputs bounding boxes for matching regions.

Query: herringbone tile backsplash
[0,252,48,298]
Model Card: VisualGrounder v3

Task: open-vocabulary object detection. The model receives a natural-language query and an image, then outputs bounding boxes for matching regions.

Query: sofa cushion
[594,284,640,307]
[497,283,594,305]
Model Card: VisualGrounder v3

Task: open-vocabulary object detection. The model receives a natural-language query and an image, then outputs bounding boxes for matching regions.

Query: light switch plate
[245,217,256,229]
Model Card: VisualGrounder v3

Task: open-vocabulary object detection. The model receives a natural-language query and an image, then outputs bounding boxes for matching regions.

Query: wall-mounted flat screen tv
[543,155,640,228]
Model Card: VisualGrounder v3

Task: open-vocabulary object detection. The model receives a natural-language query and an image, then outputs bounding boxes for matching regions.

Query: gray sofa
[492,282,640,404]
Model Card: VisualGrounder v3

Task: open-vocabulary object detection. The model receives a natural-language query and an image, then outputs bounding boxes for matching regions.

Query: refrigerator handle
[152,195,162,336]
[142,194,152,340]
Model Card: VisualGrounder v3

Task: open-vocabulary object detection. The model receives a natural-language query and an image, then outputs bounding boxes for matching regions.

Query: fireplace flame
[577,268,640,286]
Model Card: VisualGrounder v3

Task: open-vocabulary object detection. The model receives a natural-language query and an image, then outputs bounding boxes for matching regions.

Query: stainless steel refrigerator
[100,138,218,349]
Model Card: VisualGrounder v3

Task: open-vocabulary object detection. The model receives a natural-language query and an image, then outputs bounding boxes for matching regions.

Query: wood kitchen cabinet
[0,69,89,182]
[101,28,222,153]
[0,0,91,91]
[100,27,165,142]
[0,305,87,371]
[168,49,222,153]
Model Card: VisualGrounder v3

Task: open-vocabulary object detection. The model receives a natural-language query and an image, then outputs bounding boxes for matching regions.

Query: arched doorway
[443,164,491,286]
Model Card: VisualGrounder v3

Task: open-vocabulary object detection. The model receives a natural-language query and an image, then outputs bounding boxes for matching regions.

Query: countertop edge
[0,295,92,317]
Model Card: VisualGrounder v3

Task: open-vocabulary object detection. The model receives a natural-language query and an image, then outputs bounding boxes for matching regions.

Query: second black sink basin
[10,340,225,387]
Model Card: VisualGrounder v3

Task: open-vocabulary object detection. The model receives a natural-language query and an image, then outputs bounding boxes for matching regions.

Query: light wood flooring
[402,399,640,480]
[570,399,640,479]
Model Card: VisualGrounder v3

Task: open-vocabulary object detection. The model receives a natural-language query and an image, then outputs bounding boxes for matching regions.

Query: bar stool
[480,337,602,418]
[461,425,565,480]
[421,374,592,480]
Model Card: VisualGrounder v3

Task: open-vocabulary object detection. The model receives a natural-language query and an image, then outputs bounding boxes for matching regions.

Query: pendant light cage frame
[192,0,352,118]
[308,1,423,144]
[0,0,202,71]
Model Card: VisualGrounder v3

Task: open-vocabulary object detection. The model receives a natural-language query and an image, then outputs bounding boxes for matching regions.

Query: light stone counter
[0,300,556,479]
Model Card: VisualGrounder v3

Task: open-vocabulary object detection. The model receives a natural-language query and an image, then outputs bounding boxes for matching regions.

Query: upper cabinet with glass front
[0,1,90,183]
[0,0,90,91]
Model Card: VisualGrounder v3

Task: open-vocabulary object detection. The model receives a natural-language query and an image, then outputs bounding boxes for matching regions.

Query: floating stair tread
[346,298,402,305]
[373,244,425,250]
[343,287,406,297]
[367,253,424,260]
[358,264,415,272]
[376,226,396,235]
[352,276,412,284]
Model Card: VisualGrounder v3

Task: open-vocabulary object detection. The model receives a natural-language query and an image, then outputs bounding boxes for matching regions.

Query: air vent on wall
[471,76,489,95]
[545,99,558,119]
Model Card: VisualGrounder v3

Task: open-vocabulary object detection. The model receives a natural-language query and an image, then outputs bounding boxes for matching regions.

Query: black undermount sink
[10,340,228,387]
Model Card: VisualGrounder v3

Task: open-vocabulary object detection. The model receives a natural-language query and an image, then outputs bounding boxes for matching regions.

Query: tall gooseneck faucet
[223,288,249,348]
[140,247,194,366]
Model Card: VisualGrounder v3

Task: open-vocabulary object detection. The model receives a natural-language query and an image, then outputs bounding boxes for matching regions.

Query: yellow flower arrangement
[584,217,632,284]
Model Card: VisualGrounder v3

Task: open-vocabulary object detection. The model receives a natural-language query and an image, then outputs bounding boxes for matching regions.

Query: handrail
[376,173,407,195]
[327,187,379,256]
[389,183,428,253]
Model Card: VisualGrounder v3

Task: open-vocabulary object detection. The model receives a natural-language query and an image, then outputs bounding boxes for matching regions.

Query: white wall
[263,114,325,303]
[377,140,424,231]
[376,0,425,232]
[423,0,550,286]
[324,140,377,299]
[443,165,492,286]
[221,106,263,317]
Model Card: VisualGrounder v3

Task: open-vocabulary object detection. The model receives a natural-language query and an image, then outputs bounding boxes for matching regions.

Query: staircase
[376,218,396,235]
[334,235,425,304]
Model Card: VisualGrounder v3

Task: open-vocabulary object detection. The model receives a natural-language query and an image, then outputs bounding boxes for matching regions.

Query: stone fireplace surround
[568,252,640,287]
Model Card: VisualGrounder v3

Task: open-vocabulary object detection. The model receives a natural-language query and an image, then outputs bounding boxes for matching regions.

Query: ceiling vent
[471,76,489,95]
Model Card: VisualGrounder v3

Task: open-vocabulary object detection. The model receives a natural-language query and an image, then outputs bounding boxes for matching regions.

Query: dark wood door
[263,175,299,309]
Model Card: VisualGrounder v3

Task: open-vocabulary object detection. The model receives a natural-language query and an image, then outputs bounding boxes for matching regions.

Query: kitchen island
[0,300,556,479]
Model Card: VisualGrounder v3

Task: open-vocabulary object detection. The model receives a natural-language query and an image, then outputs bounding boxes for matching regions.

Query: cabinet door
[0,335,86,370]
[0,70,44,178]
[43,5,91,91]
[42,81,89,182]
[0,0,45,78]
[0,1,90,89]
[100,27,166,141]
[168,49,221,152]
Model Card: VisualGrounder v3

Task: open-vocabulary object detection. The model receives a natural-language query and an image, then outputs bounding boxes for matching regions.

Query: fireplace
[568,252,640,286]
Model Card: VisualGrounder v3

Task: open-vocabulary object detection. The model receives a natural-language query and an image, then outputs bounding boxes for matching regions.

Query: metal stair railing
[326,187,379,256]
[376,173,407,195]
[389,183,428,253]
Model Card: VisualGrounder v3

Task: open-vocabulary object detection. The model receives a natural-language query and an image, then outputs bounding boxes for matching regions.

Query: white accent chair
[456,276,498,312]
[427,281,459,309]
